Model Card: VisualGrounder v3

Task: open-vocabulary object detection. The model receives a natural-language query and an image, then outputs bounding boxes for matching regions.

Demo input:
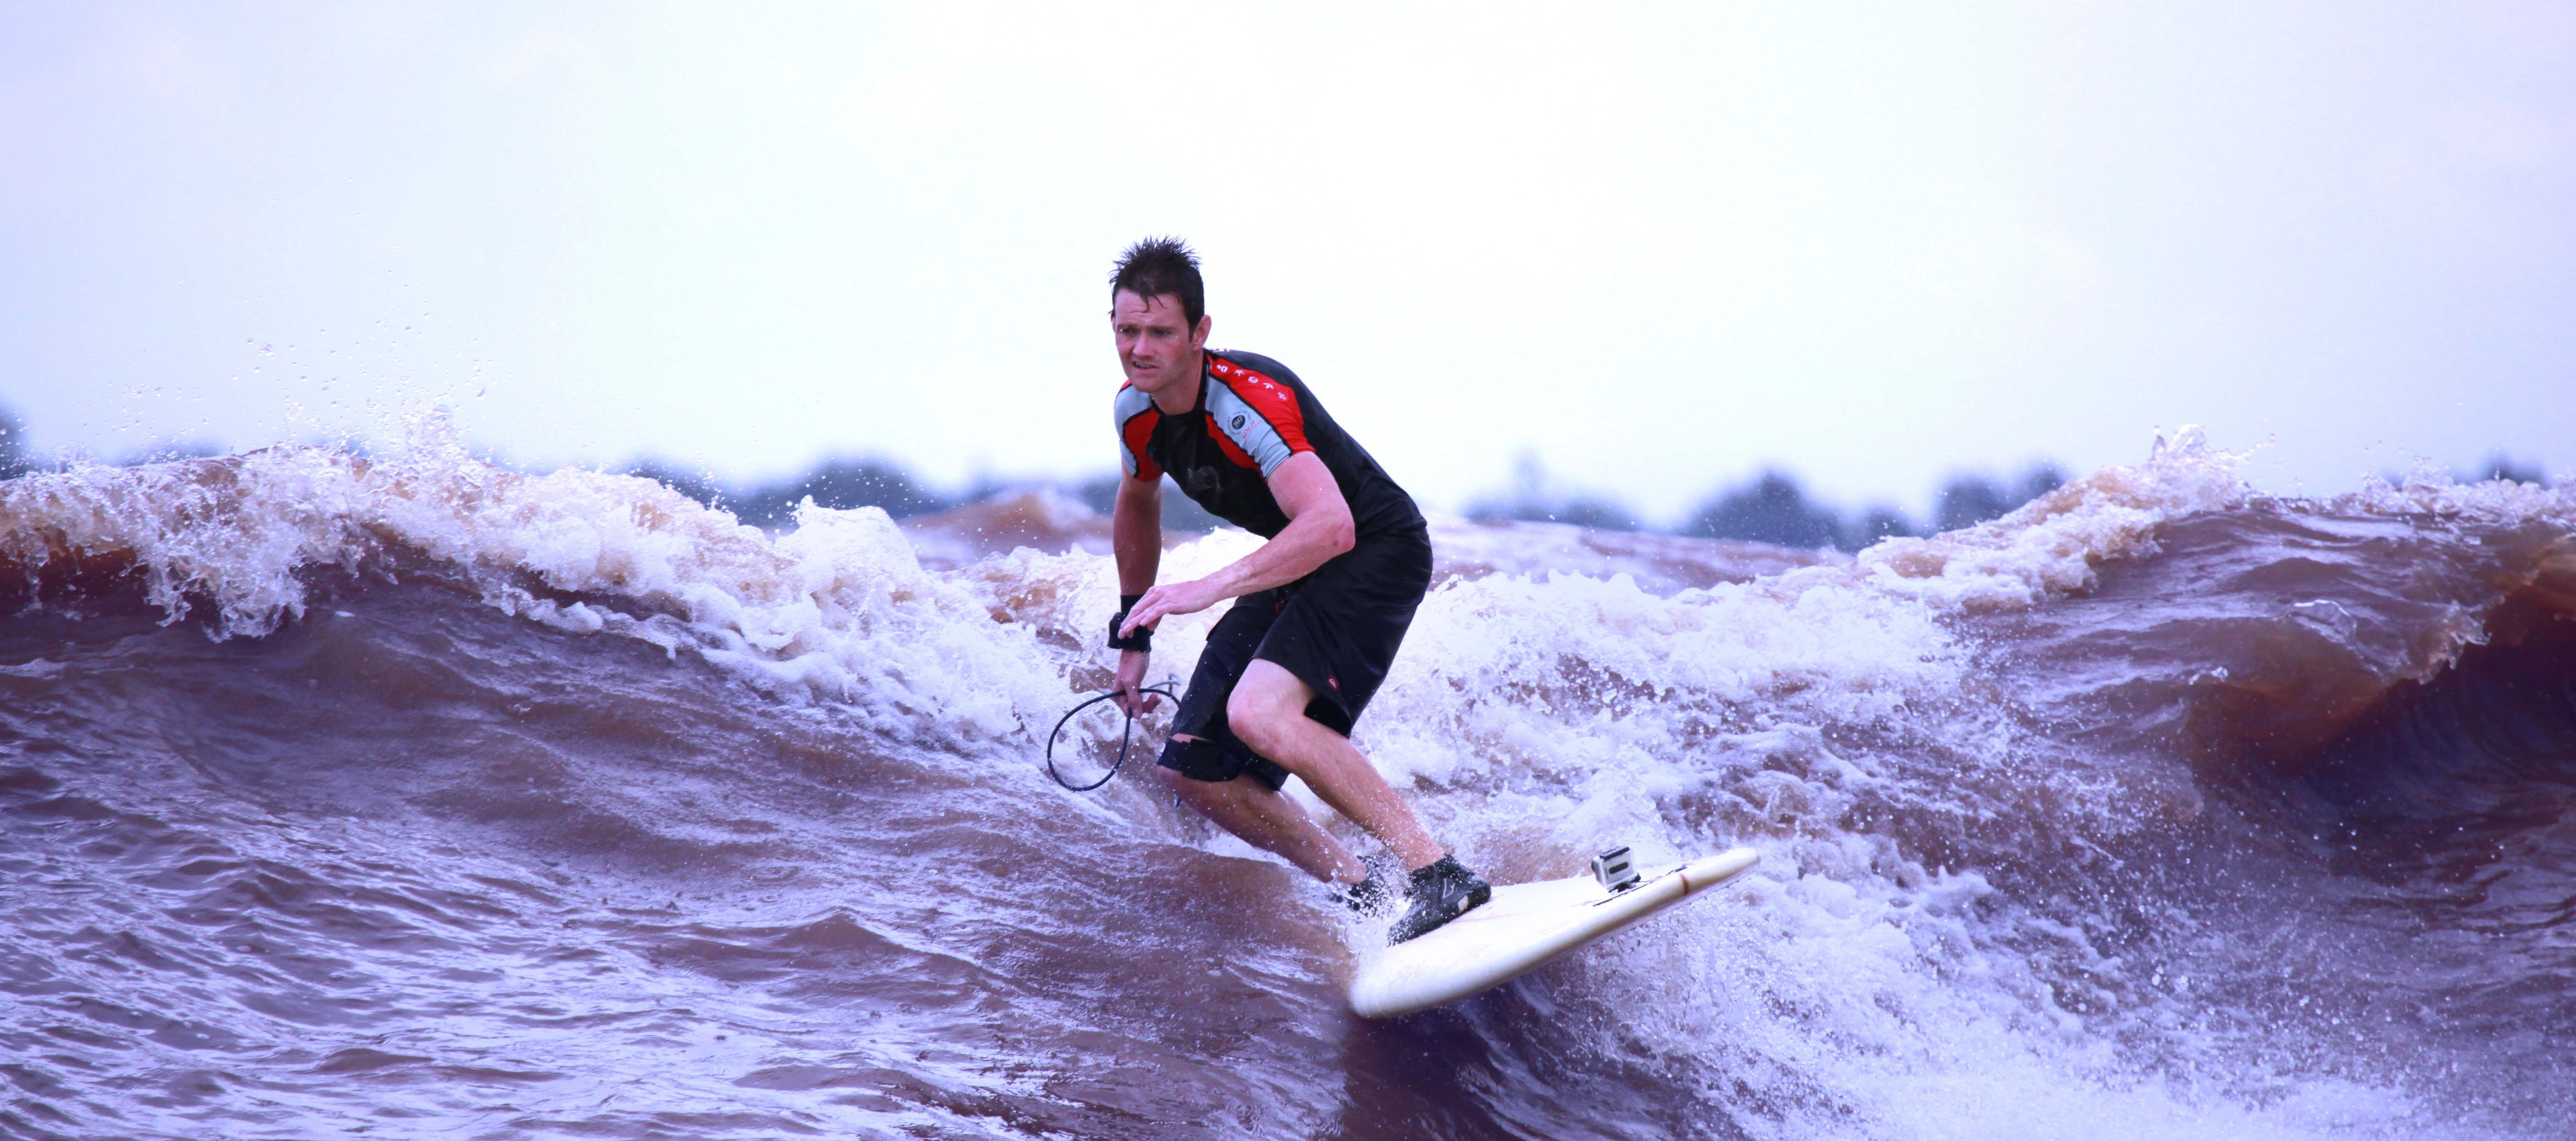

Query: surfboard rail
[1349,847,1760,1019]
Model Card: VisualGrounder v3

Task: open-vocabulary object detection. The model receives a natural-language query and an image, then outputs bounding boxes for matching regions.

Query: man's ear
[1192,315,1212,348]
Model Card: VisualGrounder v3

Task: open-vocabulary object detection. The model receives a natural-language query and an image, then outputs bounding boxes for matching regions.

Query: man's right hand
[1112,649,1159,717]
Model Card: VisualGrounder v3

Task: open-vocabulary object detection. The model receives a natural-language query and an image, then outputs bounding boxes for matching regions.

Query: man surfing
[1102,237,1488,943]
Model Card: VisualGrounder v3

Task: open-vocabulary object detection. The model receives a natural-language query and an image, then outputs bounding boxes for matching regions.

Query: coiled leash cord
[1044,686,1177,792]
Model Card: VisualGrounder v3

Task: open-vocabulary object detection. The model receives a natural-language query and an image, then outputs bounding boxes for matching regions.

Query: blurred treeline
[616,448,2559,552]
[619,456,1229,534]
[618,449,2064,549]
[0,401,2555,551]
[617,448,2074,548]
[1457,453,2071,552]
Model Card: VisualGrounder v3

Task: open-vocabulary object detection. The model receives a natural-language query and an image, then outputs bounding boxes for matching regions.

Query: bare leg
[1158,742,1367,883]
[1225,660,1444,871]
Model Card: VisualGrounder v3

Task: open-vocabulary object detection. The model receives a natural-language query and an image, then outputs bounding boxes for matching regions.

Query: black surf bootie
[1389,853,1490,944]
[1332,870,1391,915]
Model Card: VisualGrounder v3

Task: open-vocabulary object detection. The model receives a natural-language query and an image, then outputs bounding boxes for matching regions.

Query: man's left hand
[1121,578,1226,636]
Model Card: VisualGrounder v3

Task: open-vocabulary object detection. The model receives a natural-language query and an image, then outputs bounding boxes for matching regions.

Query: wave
[0,424,2570,1139]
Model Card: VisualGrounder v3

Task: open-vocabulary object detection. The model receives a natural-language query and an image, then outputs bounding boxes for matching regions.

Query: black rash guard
[1111,349,1425,541]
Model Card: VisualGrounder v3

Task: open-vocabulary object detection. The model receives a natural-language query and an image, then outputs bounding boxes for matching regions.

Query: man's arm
[1112,471,1163,595]
[1119,452,1355,636]
[1110,472,1163,713]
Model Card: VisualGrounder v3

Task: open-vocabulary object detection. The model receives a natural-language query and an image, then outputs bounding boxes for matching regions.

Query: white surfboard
[1347,847,1760,1019]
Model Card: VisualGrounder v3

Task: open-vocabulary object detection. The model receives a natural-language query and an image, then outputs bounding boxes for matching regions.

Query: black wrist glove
[1108,593,1153,652]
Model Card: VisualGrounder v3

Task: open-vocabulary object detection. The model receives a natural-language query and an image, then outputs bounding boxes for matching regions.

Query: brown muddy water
[1,435,2570,1139]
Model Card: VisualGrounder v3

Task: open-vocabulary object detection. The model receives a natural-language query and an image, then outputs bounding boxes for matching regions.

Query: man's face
[1112,290,1210,395]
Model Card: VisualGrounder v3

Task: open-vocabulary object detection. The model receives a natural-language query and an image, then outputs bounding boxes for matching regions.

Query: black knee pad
[1158,737,1237,783]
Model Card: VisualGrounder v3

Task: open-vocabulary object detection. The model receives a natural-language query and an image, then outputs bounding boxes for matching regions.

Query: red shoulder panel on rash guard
[1120,402,1163,480]
[1209,357,1312,455]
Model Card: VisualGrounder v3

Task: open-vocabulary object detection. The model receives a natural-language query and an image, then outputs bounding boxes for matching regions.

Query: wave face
[1,432,2570,1140]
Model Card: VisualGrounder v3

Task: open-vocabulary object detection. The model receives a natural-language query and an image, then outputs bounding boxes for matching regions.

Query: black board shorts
[1162,526,1435,790]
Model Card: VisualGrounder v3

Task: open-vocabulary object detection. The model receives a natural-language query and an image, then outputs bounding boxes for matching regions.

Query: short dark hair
[1110,237,1204,327]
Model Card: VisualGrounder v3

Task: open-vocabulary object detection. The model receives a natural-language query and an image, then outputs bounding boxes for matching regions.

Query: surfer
[1102,237,1489,943]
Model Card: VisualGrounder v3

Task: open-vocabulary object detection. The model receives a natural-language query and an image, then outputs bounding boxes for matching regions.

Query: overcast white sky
[5,3,2570,523]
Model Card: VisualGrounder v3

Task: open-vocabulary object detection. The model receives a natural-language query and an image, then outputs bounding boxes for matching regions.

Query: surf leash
[1044,686,1177,792]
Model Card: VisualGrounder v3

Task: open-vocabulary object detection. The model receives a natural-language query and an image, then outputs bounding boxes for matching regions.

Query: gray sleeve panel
[1112,386,1157,478]
[1205,382,1296,478]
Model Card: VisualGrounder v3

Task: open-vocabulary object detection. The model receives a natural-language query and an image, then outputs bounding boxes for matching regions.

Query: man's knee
[1225,689,1289,756]
[1225,667,1305,753]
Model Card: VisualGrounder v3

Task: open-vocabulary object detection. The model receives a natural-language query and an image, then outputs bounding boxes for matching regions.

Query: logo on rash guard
[1230,414,1246,431]
[1326,675,1340,691]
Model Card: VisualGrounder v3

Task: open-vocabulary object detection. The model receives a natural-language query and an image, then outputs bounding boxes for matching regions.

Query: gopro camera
[1592,846,1641,893]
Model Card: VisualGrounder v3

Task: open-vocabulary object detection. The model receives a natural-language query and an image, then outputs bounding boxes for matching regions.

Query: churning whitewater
[2,427,2571,1140]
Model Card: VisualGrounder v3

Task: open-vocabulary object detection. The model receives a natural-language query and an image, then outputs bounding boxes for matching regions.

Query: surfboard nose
[1677,848,1761,892]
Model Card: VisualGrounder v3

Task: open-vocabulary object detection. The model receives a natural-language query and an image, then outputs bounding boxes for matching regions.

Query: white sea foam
[1,430,1070,742]
[2347,463,2573,524]
[1854,426,2254,610]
